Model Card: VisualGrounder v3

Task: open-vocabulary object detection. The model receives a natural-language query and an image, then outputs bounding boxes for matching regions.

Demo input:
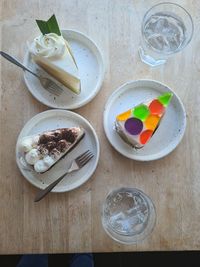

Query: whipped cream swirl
[33,33,66,58]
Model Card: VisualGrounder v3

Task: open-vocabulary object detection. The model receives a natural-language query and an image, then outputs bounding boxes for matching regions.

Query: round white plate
[16,110,100,192]
[103,80,186,161]
[23,29,105,109]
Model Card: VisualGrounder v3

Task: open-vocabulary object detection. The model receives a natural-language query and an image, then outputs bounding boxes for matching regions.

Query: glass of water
[101,188,156,244]
[139,2,194,67]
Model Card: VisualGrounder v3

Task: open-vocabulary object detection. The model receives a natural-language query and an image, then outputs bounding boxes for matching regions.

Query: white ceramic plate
[23,29,105,109]
[104,80,186,161]
[16,110,100,192]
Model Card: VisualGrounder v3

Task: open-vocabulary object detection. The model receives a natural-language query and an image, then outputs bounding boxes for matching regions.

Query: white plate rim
[103,79,187,161]
[16,109,100,192]
[23,29,105,109]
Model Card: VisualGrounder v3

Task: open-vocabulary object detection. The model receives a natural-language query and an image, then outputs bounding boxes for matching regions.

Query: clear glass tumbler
[101,187,156,244]
[139,2,194,67]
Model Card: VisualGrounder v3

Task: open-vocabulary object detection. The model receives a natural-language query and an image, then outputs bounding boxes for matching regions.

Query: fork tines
[76,150,94,167]
[46,81,63,96]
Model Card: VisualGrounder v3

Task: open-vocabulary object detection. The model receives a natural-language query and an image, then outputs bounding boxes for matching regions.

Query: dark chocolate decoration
[38,128,78,153]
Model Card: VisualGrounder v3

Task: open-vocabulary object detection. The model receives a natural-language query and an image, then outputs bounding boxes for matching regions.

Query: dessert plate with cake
[104,80,186,161]
[16,109,100,192]
[24,15,105,109]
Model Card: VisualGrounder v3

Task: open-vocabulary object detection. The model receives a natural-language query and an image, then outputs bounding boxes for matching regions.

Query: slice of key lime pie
[115,92,173,148]
[30,15,81,94]
[19,127,85,173]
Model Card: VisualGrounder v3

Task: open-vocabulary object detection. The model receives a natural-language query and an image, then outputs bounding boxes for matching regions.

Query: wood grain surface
[0,0,200,254]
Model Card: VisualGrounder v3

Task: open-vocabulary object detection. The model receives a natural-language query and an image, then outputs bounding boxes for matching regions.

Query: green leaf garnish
[36,14,61,36]
[35,20,50,35]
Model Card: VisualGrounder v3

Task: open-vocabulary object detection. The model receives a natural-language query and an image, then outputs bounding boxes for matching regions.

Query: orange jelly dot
[145,115,160,131]
[140,130,153,145]
[116,109,131,121]
[149,100,165,115]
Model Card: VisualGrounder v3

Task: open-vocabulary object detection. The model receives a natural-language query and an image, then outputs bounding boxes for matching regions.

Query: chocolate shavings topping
[38,128,78,154]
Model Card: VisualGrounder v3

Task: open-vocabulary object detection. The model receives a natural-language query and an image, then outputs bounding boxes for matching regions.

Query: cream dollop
[43,156,55,167]
[34,160,48,173]
[34,156,55,173]
[19,136,39,152]
[25,148,40,165]
[20,137,33,152]
[33,33,66,58]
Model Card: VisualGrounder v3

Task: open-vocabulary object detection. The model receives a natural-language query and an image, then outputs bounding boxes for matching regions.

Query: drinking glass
[101,188,156,244]
[139,2,194,67]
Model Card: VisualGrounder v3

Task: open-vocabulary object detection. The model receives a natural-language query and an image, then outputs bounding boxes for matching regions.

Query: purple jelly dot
[125,118,143,135]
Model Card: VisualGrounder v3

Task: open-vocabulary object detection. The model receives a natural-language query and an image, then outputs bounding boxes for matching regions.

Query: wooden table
[1,0,200,254]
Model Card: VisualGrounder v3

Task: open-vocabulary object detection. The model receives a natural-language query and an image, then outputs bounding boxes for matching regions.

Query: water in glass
[143,12,186,54]
[104,190,149,235]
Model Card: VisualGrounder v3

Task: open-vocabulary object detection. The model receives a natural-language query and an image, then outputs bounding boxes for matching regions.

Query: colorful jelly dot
[140,130,153,145]
[149,99,165,115]
[125,118,143,135]
[158,92,173,107]
[116,109,131,121]
[145,115,160,131]
[132,104,150,121]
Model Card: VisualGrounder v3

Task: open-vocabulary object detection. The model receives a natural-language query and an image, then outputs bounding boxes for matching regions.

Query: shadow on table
[0,251,200,267]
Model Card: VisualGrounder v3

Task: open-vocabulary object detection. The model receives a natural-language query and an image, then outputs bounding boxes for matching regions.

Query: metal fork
[34,150,94,202]
[0,51,63,96]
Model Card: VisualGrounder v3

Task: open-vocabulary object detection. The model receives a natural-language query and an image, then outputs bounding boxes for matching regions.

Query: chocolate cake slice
[19,127,85,173]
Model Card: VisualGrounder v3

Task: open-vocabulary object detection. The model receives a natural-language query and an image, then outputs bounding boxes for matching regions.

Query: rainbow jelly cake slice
[115,92,173,148]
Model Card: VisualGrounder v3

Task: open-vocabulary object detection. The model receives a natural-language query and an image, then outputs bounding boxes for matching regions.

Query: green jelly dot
[132,104,150,121]
[158,92,173,107]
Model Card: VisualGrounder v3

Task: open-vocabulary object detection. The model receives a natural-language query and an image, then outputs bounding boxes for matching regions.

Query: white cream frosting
[34,160,48,173]
[20,136,39,152]
[34,156,55,173]
[19,135,62,173]
[19,135,57,173]
[25,149,40,165]
[43,156,55,167]
[20,137,33,152]
[32,33,66,58]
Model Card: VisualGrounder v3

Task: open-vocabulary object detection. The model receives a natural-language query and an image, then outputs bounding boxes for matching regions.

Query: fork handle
[0,51,39,78]
[34,172,68,202]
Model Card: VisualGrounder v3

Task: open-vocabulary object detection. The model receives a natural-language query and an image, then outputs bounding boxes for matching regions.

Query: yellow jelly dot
[116,109,131,121]
[145,115,160,131]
